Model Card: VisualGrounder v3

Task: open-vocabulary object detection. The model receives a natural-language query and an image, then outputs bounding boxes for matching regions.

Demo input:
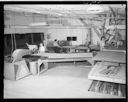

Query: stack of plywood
[88,62,126,84]
[88,51,126,97]
[88,80,126,97]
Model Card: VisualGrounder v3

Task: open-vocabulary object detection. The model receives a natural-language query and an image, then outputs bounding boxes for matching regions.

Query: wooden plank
[88,80,126,97]
[93,51,126,63]
[106,25,125,29]
[102,49,126,53]
[88,62,126,84]
[33,52,93,59]
[47,58,92,62]
[4,62,15,80]
[93,26,102,39]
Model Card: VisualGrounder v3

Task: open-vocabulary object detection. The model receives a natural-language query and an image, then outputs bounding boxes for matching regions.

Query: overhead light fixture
[29,22,48,26]
[86,5,104,13]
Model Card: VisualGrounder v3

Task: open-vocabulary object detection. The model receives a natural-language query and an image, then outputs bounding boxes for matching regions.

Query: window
[67,36,77,41]
[67,37,72,41]
[72,37,77,41]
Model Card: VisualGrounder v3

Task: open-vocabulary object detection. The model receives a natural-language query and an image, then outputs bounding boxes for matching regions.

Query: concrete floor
[4,62,125,98]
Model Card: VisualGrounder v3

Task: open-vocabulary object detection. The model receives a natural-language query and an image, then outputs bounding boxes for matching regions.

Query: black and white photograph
[3,0,127,99]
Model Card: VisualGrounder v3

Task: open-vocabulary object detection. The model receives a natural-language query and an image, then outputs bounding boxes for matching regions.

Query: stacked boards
[88,80,126,97]
[88,62,126,84]
[88,51,126,97]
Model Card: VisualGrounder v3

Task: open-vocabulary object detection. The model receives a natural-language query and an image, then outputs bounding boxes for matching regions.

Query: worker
[53,39,61,53]
[38,43,45,53]
[53,39,59,46]
[100,37,106,50]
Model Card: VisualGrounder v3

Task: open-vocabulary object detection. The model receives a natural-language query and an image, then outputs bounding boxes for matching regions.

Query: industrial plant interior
[4,4,126,98]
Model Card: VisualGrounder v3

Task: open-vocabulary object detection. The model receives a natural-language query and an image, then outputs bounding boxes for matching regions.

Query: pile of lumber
[88,80,126,97]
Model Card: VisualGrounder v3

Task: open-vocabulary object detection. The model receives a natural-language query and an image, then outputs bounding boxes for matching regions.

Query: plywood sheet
[88,62,126,84]
[93,51,126,63]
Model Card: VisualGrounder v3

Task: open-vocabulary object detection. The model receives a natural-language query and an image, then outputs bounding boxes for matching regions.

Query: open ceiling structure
[4,4,126,27]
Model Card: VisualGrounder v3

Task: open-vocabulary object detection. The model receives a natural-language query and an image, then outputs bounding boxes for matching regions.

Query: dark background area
[4,33,43,55]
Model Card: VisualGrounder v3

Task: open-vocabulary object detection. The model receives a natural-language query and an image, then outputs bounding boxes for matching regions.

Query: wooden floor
[4,62,125,98]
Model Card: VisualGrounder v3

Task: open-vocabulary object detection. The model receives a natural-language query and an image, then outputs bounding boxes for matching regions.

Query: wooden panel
[33,53,93,59]
[4,62,15,80]
[14,60,30,80]
[88,62,126,84]
[88,80,126,97]
[44,57,92,62]
[102,49,126,53]
[93,51,126,63]
[4,60,30,81]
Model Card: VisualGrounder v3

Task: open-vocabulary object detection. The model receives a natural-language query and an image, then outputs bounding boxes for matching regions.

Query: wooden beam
[93,26,102,39]
[79,18,88,26]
